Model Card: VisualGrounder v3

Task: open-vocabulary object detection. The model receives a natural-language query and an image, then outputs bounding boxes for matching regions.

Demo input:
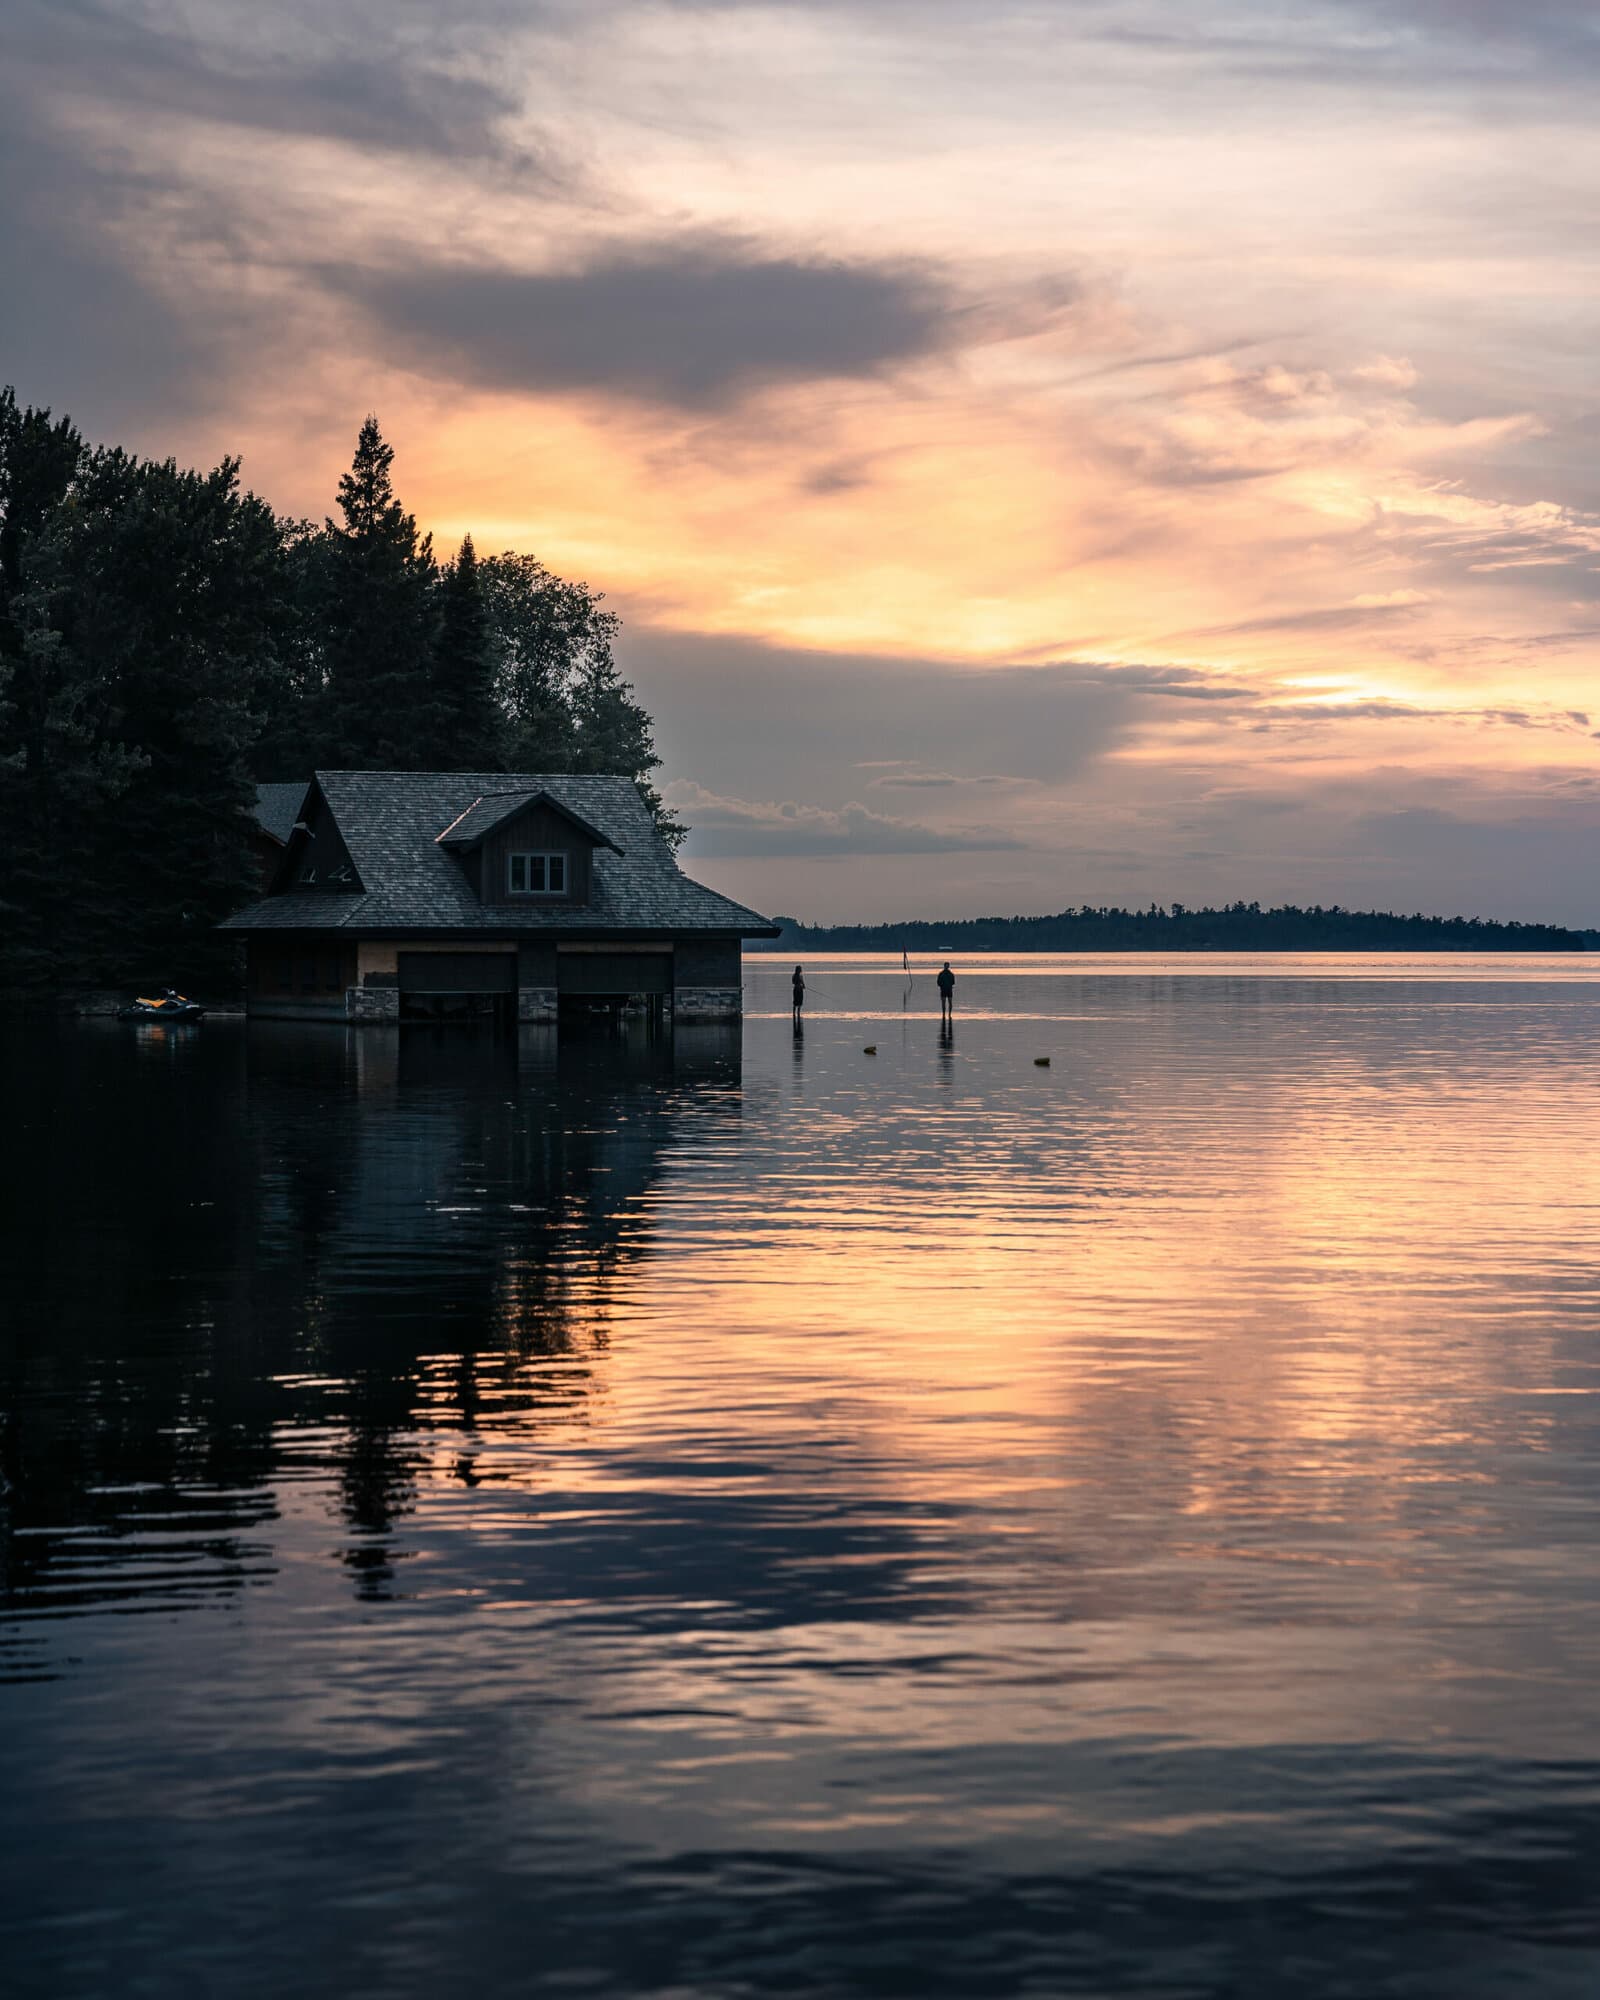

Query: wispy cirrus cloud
[1208,592,1433,638]
[1243,700,1594,733]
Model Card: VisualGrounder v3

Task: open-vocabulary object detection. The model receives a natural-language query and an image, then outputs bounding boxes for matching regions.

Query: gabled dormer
[269,777,364,894]
[435,788,624,908]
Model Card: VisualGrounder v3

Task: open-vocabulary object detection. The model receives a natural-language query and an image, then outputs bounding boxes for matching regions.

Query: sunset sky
[6,0,1599,922]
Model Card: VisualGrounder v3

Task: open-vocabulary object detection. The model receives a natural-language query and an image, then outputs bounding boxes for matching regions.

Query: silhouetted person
[792,964,805,1020]
[937,962,955,1020]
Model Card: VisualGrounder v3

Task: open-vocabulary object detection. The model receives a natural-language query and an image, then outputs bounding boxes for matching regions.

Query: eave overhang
[436,789,624,856]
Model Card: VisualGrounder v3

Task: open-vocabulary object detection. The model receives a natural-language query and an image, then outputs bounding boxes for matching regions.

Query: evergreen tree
[251,515,325,783]
[0,530,145,984]
[0,421,288,985]
[0,388,83,609]
[0,392,132,982]
[432,535,504,770]
[311,417,439,767]
[0,390,88,798]
[66,450,284,984]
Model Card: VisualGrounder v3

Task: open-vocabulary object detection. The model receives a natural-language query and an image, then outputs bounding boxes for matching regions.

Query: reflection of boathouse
[223,771,777,1024]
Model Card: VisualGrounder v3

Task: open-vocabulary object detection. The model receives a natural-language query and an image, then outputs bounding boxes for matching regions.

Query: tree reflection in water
[0,1018,741,1618]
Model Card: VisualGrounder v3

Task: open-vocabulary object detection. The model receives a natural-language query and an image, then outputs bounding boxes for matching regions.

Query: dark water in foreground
[5,953,1600,1997]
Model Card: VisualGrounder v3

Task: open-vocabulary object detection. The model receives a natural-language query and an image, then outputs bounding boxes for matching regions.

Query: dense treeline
[0,394,679,989]
[760,903,1586,953]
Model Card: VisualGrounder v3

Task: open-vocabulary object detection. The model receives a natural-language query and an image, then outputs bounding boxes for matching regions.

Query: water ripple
[4,958,1600,1994]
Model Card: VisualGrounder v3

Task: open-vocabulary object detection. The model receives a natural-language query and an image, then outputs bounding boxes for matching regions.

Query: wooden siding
[248,936,356,999]
[398,951,517,994]
[558,949,672,996]
[673,938,741,987]
[517,941,560,988]
[476,800,593,908]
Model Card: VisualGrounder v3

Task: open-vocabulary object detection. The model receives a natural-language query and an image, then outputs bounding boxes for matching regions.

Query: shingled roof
[436,787,622,853]
[254,780,311,846]
[224,770,776,937]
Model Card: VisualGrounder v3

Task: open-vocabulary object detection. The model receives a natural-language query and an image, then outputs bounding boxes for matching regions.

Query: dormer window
[508,851,567,896]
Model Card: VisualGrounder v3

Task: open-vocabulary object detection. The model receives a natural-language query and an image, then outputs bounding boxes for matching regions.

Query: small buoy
[1033,1056,1051,1067]
[863,1044,877,1055]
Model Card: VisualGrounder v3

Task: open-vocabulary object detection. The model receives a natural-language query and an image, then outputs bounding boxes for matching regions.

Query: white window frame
[508,851,568,896]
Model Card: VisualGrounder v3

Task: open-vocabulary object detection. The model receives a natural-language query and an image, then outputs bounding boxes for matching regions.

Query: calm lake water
[5,953,1600,1997]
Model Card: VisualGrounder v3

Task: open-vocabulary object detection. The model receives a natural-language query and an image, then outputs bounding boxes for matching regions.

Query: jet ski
[118,988,205,1022]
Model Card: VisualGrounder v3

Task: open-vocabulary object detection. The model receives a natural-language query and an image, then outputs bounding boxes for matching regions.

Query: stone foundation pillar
[347,985,399,1022]
[671,985,742,1022]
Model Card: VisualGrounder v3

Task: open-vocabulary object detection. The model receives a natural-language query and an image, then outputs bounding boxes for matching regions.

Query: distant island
[753,903,1590,953]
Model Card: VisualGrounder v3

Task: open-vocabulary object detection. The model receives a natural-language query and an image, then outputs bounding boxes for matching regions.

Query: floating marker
[1034,1056,1051,1066]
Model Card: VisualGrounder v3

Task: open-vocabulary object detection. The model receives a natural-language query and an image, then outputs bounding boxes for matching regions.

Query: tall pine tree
[251,515,325,784]
[311,418,440,767]
[432,535,503,770]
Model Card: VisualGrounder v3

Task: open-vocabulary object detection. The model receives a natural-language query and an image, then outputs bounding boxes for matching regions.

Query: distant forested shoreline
[754,904,1589,953]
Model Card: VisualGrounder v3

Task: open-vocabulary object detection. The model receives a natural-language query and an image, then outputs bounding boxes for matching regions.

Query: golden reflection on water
[568,964,1600,1523]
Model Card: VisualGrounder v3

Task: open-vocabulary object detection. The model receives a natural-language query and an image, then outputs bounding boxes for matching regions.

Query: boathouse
[223,771,777,1023]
